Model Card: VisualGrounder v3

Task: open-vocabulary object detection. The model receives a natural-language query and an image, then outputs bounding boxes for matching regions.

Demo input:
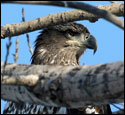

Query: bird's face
[32,22,97,65]
[64,30,97,55]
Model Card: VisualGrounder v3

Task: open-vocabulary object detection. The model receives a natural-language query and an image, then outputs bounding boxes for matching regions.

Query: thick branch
[2,1,124,17]
[1,2,124,38]
[1,61,124,108]
[6,1,124,29]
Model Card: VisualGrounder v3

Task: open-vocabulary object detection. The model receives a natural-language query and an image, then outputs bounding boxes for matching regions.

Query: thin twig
[2,36,12,80]
[26,34,33,55]
[13,39,19,63]
[22,8,33,55]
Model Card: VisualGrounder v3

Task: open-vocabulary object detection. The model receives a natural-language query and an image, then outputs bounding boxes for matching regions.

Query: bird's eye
[85,33,90,40]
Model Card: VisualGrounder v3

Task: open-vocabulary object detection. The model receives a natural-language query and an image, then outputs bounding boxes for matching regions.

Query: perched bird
[3,22,111,114]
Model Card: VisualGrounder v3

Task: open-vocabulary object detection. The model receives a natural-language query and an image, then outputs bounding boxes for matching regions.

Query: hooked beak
[85,35,97,54]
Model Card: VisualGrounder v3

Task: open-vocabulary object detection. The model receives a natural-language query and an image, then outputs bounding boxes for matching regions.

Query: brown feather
[3,22,111,114]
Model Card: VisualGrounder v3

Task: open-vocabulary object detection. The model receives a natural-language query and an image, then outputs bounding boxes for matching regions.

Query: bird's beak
[85,35,97,54]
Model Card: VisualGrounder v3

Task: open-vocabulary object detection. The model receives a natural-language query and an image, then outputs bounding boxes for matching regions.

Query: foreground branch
[1,2,124,38]
[1,61,124,108]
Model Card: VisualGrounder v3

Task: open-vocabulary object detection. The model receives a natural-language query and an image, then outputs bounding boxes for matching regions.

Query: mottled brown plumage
[31,22,96,65]
[3,22,111,114]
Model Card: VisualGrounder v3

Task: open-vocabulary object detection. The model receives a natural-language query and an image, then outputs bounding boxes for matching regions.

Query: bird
[3,22,112,114]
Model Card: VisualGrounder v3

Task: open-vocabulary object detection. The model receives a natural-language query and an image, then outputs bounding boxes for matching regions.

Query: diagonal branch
[1,61,124,108]
[1,2,124,39]
[2,1,124,29]
[2,1,124,16]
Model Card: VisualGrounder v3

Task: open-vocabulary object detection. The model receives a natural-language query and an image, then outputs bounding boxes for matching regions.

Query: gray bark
[1,61,124,108]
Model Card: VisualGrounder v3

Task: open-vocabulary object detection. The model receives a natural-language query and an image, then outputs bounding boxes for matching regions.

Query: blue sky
[1,1,124,114]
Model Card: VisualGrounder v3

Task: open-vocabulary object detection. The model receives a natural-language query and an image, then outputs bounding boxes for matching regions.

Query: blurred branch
[111,104,124,112]
[12,39,19,63]
[1,61,124,108]
[1,2,124,38]
[2,1,124,16]
[2,37,12,81]
[22,8,33,55]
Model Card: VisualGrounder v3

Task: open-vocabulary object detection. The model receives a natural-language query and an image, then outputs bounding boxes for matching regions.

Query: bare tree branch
[12,39,19,63]
[2,1,124,29]
[22,8,33,55]
[111,104,124,112]
[2,37,12,81]
[2,1,124,17]
[1,61,124,108]
[1,2,124,39]
[96,3,124,16]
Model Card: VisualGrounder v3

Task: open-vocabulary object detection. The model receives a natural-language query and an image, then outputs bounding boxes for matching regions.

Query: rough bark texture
[1,2,124,38]
[2,1,124,17]
[1,61,124,108]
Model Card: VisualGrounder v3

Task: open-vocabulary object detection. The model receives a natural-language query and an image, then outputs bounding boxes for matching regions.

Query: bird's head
[32,22,97,65]
[50,22,97,55]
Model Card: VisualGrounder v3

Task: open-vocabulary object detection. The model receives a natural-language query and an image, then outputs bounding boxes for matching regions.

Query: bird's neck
[31,47,81,66]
